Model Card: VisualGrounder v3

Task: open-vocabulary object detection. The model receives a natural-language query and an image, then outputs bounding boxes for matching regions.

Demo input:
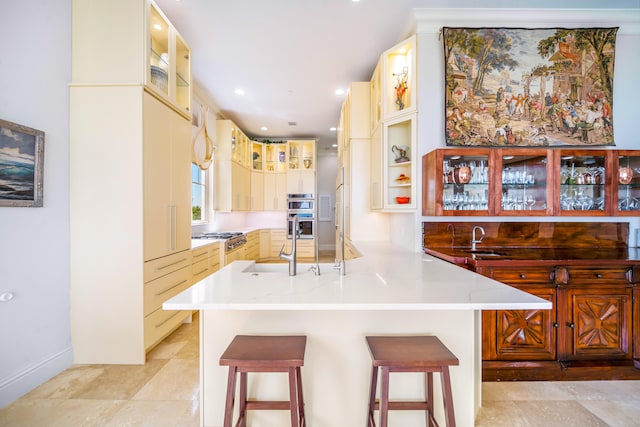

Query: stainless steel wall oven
[287,194,315,239]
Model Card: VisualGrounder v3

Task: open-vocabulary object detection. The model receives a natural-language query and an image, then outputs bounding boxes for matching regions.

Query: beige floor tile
[18,365,106,400]
[146,339,188,360]
[482,381,569,401]
[104,400,199,427]
[70,359,169,400]
[0,398,126,427]
[133,358,199,401]
[475,400,531,427]
[513,400,610,427]
[578,399,640,426]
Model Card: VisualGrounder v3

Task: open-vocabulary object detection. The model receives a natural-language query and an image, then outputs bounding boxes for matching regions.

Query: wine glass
[526,194,536,210]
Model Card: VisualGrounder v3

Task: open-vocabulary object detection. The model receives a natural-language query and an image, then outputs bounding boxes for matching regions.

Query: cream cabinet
[259,230,271,260]
[215,119,252,212]
[72,0,191,118]
[264,143,288,172]
[382,113,417,211]
[270,229,287,259]
[380,35,417,121]
[143,92,192,261]
[70,0,192,364]
[245,230,260,261]
[287,170,316,194]
[264,172,287,211]
[191,242,221,283]
[251,171,264,211]
[287,139,316,171]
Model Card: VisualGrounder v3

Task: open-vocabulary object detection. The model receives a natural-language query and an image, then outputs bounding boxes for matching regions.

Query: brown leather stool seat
[219,335,307,427]
[366,335,459,427]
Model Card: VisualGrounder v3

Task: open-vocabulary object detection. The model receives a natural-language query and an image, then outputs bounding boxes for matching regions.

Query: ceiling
[153,0,640,152]
[153,0,426,151]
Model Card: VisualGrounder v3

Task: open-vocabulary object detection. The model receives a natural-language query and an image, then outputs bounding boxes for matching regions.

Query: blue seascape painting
[0,126,36,200]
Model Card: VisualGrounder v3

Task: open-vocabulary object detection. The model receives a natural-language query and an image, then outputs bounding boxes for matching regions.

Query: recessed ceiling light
[234,88,245,96]
[330,127,337,131]
[153,24,162,31]
[332,144,338,147]
[260,126,268,131]
[335,89,345,95]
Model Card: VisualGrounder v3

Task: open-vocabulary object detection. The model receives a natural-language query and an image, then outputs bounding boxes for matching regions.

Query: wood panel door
[483,287,557,361]
[560,287,633,361]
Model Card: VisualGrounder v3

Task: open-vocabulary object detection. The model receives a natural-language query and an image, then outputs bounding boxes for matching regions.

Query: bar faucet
[471,225,485,251]
[280,215,298,276]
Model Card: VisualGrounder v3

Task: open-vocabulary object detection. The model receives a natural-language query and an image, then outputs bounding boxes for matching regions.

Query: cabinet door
[491,288,557,361]
[370,125,383,210]
[478,266,557,361]
[287,170,315,194]
[556,150,609,216]
[143,93,173,261]
[231,163,250,211]
[560,286,633,361]
[251,171,264,211]
[613,150,640,215]
[496,149,553,216]
[422,148,491,216]
[264,173,287,211]
[171,108,192,253]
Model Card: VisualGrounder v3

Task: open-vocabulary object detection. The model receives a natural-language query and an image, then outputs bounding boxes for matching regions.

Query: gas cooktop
[193,232,243,240]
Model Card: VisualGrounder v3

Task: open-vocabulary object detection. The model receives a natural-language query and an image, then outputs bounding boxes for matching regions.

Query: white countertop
[164,241,551,311]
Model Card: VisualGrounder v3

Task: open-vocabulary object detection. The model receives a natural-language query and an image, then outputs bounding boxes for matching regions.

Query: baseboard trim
[0,346,74,408]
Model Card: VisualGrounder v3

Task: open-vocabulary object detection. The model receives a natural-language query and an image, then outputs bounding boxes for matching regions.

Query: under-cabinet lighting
[153,23,162,31]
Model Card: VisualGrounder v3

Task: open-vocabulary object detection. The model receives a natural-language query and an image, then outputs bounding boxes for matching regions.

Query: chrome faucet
[280,215,298,276]
[471,225,485,251]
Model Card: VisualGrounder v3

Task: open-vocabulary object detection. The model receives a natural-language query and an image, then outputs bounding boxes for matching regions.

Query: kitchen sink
[463,250,506,257]
[242,263,334,274]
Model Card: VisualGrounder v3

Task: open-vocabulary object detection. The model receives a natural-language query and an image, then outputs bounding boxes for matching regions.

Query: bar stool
[366,335,459,427]
[219,335,307,427]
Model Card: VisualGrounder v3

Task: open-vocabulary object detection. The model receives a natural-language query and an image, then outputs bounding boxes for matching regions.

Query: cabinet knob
[553,323,559,328]
[567,322,575,329]
[595,273,602,279]
[520,274,526,279]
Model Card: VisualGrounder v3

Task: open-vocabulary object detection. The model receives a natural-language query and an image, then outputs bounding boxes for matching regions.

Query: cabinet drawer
[486,267,554,285]
[144,250,192,283]
[144,265,191,315]
[192,246,209,262]
[192,258,210,283]
[144,307,190,350]
[554,267,631,286]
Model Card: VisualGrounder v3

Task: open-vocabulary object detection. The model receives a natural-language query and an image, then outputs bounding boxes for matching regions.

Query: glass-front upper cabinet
[148,1,191,116]
[251,141,264,171]
[422,148,490,216]
[264,143,287,172]
[287,140,315,171]
[614,150,640,215]
[556,150,608,216]
[496,149,553,216]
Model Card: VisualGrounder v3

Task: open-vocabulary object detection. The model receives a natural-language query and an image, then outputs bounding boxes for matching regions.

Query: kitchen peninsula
[164,241,549,427]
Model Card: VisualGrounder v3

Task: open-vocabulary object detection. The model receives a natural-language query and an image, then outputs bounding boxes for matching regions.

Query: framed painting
[0,119,45,207]
[443,27,618,147]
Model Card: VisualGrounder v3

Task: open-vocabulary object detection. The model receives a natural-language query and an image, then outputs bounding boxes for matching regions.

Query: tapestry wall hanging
[443,27,618,147]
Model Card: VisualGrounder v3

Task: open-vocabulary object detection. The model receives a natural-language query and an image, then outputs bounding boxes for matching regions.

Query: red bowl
[396,196,410,204]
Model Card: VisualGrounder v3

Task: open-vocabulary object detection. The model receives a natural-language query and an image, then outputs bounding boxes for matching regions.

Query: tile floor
[2,305,640,426]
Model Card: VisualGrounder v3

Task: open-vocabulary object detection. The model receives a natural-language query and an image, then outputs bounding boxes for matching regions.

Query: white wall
[0,0,73,407]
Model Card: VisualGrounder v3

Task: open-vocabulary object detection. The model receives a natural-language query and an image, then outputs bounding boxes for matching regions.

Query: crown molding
[414,8,640,35]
